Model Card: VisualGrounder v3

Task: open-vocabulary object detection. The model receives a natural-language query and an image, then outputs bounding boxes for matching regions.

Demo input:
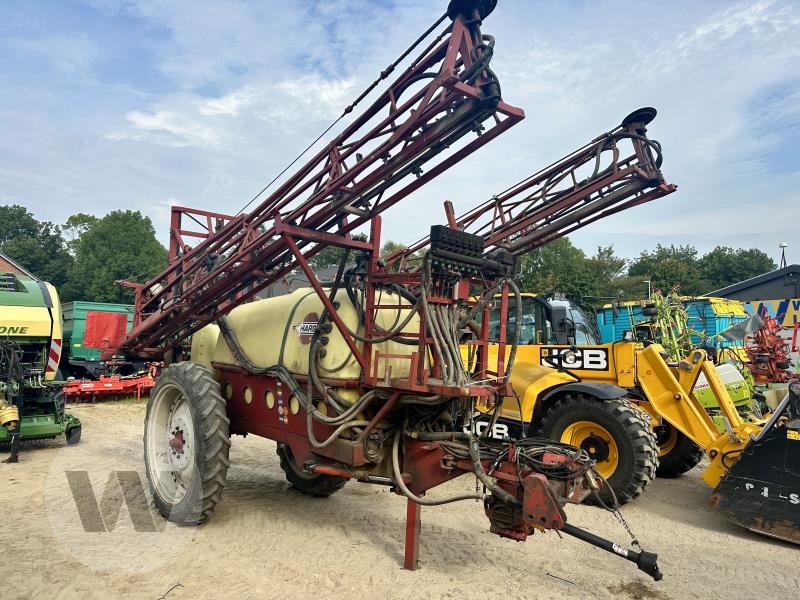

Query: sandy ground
[2,402,798,600]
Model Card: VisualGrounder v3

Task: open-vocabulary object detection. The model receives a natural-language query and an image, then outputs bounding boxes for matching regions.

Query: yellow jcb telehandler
[470,299,800,544]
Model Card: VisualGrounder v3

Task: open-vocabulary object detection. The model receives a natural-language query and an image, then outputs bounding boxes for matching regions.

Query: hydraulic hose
[391,429,483,506]
[468,437,519,507]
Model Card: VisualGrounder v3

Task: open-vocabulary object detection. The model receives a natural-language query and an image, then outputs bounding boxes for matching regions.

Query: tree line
[515,237,775,304]
[1,204,775,305]
[0,205,167,303]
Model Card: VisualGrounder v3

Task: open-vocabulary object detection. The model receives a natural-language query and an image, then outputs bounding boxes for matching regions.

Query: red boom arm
[123,3,523,357]
[387,107,676,267]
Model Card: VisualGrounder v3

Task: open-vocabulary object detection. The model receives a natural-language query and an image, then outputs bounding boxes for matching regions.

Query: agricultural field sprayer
[110,0,663,579]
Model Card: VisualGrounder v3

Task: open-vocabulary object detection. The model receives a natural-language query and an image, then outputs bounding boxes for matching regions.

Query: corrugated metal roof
[708,264,800,301]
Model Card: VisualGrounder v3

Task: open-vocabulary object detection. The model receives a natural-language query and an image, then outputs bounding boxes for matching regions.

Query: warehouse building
[708,264,800,327]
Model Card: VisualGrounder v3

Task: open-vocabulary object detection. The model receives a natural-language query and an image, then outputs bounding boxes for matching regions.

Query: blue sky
[1,0,799,263]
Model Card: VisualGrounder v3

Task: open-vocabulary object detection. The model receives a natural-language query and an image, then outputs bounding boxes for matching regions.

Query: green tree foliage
[517,239,648,303]
[0,205,39,245]
[627,244,776,295]
[586,246,651,302]
[627,244,709,295]
[63,213,99,252]
[0,205,73,287]
[517,238,597,298]
[308,233,368,271]
[698,246,776,291]
[62,210,167,303]
[380,240,408,257]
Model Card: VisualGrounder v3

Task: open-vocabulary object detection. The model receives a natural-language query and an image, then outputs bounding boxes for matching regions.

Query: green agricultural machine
[0,270,81,461]
[61,300,140,378]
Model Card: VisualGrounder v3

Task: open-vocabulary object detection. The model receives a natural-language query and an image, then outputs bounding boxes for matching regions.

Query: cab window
[489,297,548,344]
[542,299,601,345]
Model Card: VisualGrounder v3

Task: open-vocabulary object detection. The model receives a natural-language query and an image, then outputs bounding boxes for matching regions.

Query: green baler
[0,272,80,456]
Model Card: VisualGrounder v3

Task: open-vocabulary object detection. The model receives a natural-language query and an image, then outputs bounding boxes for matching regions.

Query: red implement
[63,372,156,402]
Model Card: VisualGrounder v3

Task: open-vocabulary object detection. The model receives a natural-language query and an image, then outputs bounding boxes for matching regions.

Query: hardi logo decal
[540,347,609,370]
[295,313,319,344]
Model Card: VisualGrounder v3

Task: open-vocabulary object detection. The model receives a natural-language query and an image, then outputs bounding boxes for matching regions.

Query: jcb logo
[540,347,609,370]
[464,421,509,439]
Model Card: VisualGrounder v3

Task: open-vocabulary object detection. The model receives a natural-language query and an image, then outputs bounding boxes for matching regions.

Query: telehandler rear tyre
[277,444,347,497]
[144,361,230,525]
[538,395,658,506]
[655,427,704,477]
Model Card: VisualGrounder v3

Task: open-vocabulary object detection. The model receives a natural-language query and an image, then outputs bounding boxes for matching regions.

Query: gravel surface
[2,402,797,600]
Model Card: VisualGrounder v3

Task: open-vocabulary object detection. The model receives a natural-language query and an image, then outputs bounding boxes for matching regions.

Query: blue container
[596,297,747,351]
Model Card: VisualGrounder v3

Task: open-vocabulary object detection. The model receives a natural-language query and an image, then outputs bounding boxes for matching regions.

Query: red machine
[745,314,798,383]
[62,371,156,402]
[118,1,665,579]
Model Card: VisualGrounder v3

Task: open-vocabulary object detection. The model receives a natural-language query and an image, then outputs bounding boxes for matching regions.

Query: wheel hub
[560,420,620,479]
[579,435,611,463]
[167,414,190,472]
[169,429,185,453]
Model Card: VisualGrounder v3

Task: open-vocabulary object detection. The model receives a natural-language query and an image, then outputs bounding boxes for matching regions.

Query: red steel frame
[387,110,676,267]
[122,7,523,358]
[119,4,666,576]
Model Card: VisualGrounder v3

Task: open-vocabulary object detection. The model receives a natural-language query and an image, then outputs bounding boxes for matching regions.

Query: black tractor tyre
[65,425,82,445]
[144,361,230,525]
[656,429,704,478]
[277,443,347,497]
[537,395,658,506]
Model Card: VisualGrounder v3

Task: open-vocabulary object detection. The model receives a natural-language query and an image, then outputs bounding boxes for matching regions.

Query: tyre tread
[538,395,658,505]
[145,361,230,525]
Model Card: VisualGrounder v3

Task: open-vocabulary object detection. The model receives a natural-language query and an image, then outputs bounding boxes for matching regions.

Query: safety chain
[612,507,642,549]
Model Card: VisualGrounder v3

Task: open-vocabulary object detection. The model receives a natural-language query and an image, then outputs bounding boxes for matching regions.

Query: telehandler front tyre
[144,361,230,525]
[277,443,347,497]
[538,395,658,506]
[655,426,704,477]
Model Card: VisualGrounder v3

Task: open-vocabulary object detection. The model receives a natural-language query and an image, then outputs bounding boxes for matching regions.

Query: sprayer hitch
[560,523,662,581]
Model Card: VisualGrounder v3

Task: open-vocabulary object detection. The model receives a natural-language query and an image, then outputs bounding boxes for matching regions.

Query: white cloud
[198,89,254,116]
[274,76,355,120]
[107,109,221,148]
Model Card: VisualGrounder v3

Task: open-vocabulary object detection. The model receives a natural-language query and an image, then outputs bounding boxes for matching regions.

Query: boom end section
[447,0,497,21]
